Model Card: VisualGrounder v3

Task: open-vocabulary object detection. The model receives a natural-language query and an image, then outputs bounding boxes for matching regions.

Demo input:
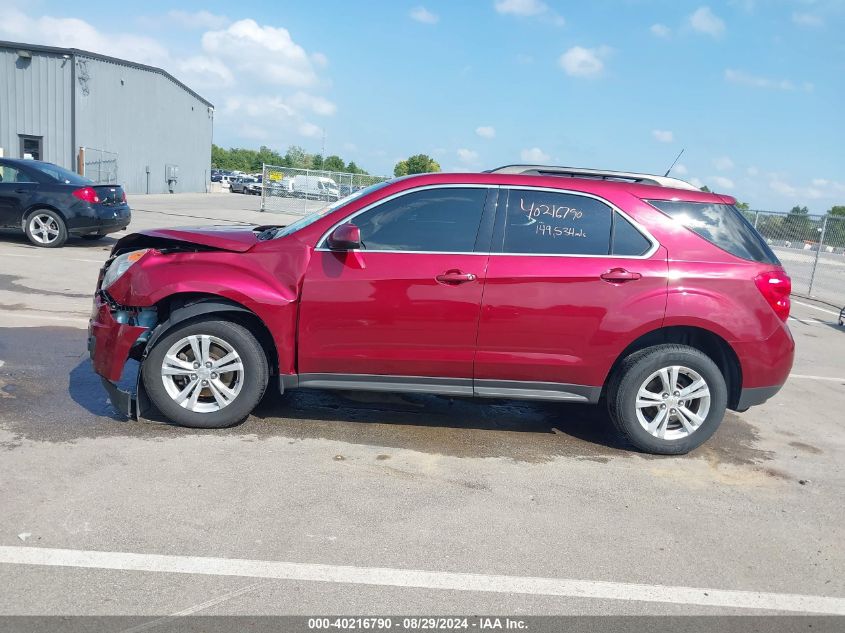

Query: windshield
[274,180,392,239]
[28,161,93,185]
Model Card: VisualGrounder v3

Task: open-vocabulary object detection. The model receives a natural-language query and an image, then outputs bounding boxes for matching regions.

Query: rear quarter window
[648,200,780,265]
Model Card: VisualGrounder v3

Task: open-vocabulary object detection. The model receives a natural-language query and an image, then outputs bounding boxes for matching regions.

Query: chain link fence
[82,148,119,185]
[744,210,845,307]
[260,164,389,216]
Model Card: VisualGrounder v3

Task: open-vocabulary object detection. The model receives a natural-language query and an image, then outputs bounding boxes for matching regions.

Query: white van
[291,175,340,201]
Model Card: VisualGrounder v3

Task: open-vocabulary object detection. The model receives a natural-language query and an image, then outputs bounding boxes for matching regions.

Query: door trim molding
[280,373,601,403]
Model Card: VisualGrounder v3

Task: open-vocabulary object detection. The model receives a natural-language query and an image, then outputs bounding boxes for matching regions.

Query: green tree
[699,185,711,193]
[285,145,309,169]
[394,154,441,177]
[783,205,813,242]
[829,205,845,217]
[735,201,750,211]
[323,155,346,172]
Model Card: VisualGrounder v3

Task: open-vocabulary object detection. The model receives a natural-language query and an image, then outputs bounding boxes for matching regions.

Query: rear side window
[352,187,487,252]
[503,190,612,255]
[648,200,780,265]
[612,213,652,256]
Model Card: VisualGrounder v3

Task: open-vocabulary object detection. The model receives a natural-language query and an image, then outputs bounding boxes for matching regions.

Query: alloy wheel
[160,334,245,413]
[635,365,711,440]
[29,214,61,245]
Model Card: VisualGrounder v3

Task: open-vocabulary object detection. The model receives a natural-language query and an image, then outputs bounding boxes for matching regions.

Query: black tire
[24,209,68,248]
[81,233,105,241]
[606,344,727,455]
[141,318,269,428]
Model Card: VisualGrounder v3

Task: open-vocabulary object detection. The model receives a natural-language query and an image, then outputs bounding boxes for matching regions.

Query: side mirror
[327,223,362,250]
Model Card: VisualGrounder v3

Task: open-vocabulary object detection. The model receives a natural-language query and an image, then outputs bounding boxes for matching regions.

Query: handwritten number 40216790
[520,198,584,221]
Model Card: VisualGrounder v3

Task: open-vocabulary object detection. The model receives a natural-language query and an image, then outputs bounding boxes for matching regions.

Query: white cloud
[410,7,439,24]
[289,92,337,116]
[652,129,674,143]
[521,147,550,162]
[2,7,337,148]
[769,179,797,197]
[711,176,735,190]
[650,23,671,37]
[747,166,759,176]
[672,164,688,175]
[714,156,734,171]
[689,177,705,189]
[0,7,168,65]
[792,12,823,28]
[457,148,479,163]
[202,19,320,87]
[689,6,725,37]
[724,69,810,91]
[559,46,608,78]
[768,177,845,201]
[166,10,230,30]
[298,122,323,138]
[476,126,496,139]
[176,55,234,89]
[494,0,564,25]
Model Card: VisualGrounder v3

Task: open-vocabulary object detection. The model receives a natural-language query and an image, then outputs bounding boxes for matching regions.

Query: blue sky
[2,0,843,211]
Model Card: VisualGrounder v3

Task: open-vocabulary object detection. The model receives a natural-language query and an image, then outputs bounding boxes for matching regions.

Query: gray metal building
[0,41,213,194]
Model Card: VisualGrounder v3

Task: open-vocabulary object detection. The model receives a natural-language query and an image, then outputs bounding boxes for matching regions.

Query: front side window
[350,187,487,252]
[648,200,780,265]
[503,190,613,255]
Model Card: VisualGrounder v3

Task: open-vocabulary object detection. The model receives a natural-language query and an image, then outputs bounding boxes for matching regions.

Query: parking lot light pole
[808,215,828,297]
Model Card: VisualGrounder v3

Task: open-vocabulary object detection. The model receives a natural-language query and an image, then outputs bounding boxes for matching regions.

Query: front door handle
[15,188,29,194]
[436,270,477,284]
[600,268,642,283]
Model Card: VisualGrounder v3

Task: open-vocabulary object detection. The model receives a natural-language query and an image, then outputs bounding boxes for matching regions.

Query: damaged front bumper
[88,294,155,419]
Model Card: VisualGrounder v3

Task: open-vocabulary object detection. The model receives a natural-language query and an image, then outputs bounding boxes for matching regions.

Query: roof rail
[487,164,700,191]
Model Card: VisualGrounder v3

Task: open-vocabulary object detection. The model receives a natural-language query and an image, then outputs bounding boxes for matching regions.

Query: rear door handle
[436,270,477,284]
[15,188,29,193]
[600,268,642,283]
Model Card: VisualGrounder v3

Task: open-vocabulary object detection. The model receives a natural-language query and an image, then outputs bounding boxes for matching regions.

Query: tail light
[73,187,100,204]
[121,190,127,203]
[754,270,791,322]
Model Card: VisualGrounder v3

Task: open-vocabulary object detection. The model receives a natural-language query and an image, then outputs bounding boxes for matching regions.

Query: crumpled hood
[116,225,264,253]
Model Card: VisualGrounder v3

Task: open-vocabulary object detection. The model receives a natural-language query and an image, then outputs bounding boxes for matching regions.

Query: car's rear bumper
[70,205,132,235]
[736,384,784,410]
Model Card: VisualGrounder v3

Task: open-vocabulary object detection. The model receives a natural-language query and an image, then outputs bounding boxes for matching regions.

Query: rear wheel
[607,344,727,455]
[24,210,67,248]
[142,319,269,428]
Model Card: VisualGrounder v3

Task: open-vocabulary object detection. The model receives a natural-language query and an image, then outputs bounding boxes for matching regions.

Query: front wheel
[141,319,269,428]
[607,344,727,455]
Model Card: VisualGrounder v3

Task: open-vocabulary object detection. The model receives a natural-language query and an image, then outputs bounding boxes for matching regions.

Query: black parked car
[0,158,131,248]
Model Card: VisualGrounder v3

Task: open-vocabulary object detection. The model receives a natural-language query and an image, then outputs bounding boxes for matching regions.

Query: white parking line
[1,546,844,614]
[792,300,841,317]
[0,310,88,326]
[790,374,845,382]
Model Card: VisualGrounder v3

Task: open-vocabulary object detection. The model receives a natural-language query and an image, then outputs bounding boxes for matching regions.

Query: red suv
[88,166,794,454]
